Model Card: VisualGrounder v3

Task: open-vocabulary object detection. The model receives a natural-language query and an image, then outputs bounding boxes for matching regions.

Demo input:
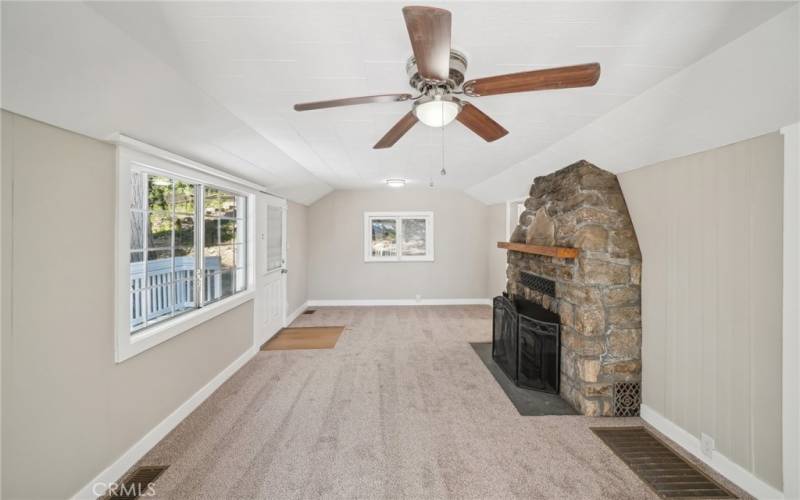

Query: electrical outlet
[700,433,715,458]
[415,294,422,302]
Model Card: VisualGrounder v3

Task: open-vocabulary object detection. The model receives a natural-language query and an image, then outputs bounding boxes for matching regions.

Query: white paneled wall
[619,133,784,492]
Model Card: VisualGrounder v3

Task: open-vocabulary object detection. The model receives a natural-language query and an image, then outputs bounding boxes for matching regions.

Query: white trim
[307,298,492,307]
[363,211,434,262]
[504,197,526,241]
[114,144,258,362]
[781,122,799,500]
[72,345,259,500]
[110,134,265,192]
[285,300,309,326]
[118,292,255,362]
[641,404,784,500]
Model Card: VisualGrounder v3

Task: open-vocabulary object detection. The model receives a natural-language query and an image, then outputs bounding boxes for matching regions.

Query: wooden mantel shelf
[497,241,580,259]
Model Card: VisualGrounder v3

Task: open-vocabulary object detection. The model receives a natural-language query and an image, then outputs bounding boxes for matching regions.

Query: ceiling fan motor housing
[406,50,468,92]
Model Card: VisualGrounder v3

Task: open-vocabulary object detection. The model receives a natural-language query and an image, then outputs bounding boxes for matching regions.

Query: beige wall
[287,200,308,313]
[308,189,489,300]
[1,111,254,499]
[619,132,783,489]
[487,203,507,297]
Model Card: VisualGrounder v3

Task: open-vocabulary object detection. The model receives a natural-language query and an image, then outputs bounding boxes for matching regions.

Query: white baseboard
[285,300,309,326]
[72,345,259,500]
[306,298,492,307]
[640,404,784,500]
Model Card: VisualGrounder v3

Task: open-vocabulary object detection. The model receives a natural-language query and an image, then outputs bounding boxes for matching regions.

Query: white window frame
[114,136,259,363]
[505,197,527,241]
[363,211,434,262]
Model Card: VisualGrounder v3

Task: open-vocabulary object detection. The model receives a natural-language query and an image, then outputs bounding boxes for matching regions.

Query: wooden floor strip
[591,427,736,499]
[260,326,345,351]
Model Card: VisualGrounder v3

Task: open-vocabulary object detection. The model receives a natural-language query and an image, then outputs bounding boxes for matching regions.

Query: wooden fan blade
[402,6,451,82]
[294,93,412,111]
[463,63,600,97]
[374,112,418,149]
[456,103,508,142]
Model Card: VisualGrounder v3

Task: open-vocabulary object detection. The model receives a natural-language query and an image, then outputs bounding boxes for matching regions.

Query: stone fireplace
[505,160,642,416]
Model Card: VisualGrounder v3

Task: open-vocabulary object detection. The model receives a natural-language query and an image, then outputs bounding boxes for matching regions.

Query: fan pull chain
[429,125,435,187]
[440,108,447,176]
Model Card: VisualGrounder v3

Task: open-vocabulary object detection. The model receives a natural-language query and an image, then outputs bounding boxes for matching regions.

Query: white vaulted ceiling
[1,2,793,203]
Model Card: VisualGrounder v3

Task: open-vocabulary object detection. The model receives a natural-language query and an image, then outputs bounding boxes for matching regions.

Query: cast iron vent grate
[591,427,736,498]
[101,465,168,500]
[519,272,556,297]
[303,309,316,315]
[613,382,641,417]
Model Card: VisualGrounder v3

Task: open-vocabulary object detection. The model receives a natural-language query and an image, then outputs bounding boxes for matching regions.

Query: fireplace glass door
[517,315,560,393]
[492,295,517,381]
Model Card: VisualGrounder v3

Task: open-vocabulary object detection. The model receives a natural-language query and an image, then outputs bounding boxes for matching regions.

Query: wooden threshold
[261,326,345,351]
[497,241,579,259]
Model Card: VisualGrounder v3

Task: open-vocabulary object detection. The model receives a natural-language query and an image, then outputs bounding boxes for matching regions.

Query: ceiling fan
[293,6,601,149]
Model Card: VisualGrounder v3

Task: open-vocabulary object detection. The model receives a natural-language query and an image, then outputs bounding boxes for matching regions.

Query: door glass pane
[173,279,195,314]
[219,270,235,299]
[204,271,221,303]
[204,219,219,246]
[130,290,145,330]
[148,213,172,248]
[173,181,195,215]
[204,246,221,272]
[130,171,146,209]
[401,218,427,256]
[148,175,172,212]
[204,187,246,302]
[220,219,236,245]
[267,205,283,271]
[130,211,144,250]
[371,218,397,257]
[235,267,246,292]
[219,245,235,271]
[146,249,173,323]
[174,216,194,248]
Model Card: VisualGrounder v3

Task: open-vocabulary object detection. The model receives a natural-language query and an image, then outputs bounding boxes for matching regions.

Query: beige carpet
[132,306,747,499]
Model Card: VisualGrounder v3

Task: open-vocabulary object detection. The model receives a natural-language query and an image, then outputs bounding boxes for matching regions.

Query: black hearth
[492,294,561,394]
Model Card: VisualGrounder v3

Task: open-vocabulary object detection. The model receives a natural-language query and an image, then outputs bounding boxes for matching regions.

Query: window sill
[363,257,435,263]
[115,289,255,363]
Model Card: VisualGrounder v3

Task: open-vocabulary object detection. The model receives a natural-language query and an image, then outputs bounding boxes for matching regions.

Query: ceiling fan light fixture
[413,95,461,127]
[385,178,407,188]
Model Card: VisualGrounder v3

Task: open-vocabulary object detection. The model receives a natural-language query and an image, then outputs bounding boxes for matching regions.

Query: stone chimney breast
[505,160,642,416]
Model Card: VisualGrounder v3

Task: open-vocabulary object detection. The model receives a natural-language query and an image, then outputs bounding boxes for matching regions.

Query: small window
[364,212,433,262]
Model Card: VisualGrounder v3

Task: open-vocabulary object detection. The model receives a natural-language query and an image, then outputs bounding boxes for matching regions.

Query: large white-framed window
[363,211,434,262]
[115,138,258,362]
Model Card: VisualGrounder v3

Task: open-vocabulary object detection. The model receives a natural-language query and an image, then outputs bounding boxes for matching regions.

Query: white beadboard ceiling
[1,1,793,204]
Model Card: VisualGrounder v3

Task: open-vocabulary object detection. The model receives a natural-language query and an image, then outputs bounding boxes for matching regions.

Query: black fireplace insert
[492,294,561,394]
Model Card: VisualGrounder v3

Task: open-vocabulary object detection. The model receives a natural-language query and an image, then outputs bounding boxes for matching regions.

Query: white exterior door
[255,193,287,346]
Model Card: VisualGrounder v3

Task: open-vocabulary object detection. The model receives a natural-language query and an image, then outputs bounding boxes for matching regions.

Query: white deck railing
[130,256,220,327]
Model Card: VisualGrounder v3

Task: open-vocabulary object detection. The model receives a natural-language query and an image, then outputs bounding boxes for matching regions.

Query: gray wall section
[1,111,254,499]
[619,132,784,489]
[287,200,308,314]
[487,203,507,298]
[308,189,489,301]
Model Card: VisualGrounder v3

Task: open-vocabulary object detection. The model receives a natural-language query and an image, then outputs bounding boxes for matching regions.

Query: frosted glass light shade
[413,97,460,127]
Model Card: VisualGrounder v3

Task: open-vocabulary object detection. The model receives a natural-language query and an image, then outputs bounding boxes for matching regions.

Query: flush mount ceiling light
[385,178,406,188]
[413,95,461,127]
[294,6,601,149]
